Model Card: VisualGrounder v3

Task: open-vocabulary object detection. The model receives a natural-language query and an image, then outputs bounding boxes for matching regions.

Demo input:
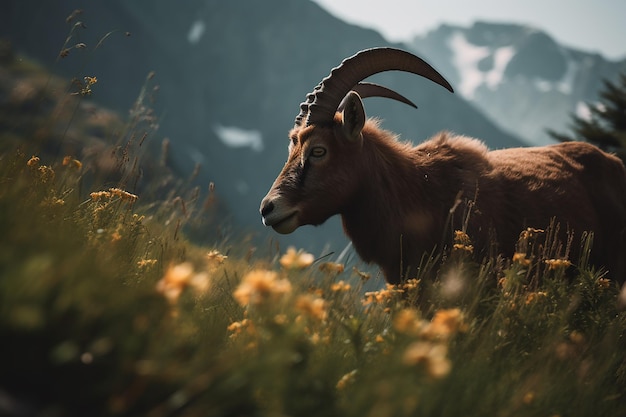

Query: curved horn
[305,48,453,126]
[337,82,417,112]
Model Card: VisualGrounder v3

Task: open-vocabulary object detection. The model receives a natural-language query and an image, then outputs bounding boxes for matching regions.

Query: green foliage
[549,72,626,163]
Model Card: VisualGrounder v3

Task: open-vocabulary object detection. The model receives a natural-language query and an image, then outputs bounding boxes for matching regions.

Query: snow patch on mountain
[187,20,206,44]
[448,31,515,98]
[214,125,264,152]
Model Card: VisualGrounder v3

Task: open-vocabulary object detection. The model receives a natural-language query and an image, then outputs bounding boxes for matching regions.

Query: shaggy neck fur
[339,121,492,283]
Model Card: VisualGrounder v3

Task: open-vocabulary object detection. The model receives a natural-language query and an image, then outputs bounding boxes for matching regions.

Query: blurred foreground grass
[1,43,625,417]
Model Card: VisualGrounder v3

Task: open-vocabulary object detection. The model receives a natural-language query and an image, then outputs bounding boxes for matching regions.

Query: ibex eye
[310,146,327,158]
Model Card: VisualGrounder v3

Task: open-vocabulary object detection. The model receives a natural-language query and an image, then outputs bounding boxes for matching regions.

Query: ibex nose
[260,200,274,218]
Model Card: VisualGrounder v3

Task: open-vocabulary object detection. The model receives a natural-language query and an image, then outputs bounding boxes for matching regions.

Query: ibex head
[259,48,453,234]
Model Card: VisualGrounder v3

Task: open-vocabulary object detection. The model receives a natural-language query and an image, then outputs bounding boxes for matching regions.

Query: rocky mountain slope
[409,22,626,145]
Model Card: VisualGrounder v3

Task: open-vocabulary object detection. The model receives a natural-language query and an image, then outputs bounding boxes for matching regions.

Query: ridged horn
[338,82,417,111]
[303,47,453,127]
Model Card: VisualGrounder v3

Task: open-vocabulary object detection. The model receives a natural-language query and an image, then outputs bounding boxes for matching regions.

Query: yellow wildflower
[189,271,211,293]
[512,252,532,266]
[279,247,314,269]
[227,318,255,339]
[207,250,228,265]
[393,308,423,335]
[363,284,402,306]
[544,259,571,270]
[402,341,451,379]
[352,266,371,281]
[453,230,474,253]
[233,269,292,306]
[319,262,345,275]
[454,230,472,245]
[402,278,420,291]
[422,308,467,340]
[156,262,194,304]
[90,191,112,201]
[524,291,547,305]
[62,156,82,169]
[330,280,351,292]
[27,155,40,167]
[295,294,328,321]
[109,187,138,202]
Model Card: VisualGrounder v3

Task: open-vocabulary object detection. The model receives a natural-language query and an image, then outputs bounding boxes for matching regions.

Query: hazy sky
[312,0,626,60]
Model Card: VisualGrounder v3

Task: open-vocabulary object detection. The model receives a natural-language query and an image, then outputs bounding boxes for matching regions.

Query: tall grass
[0,25,625,417]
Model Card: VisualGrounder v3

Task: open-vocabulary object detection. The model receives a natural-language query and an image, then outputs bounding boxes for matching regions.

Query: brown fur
[262,118,626,285]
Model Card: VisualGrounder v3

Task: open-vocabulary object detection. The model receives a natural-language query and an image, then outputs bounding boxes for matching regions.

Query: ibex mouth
[263,211,299,234]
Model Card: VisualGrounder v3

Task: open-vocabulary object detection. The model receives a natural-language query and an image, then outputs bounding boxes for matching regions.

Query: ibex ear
[340,91,365,142]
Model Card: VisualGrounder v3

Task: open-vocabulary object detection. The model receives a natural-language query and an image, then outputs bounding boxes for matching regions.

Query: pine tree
[549,72,626,163]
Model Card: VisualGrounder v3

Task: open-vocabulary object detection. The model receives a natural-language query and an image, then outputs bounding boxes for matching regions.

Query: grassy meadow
[1,34,625,417]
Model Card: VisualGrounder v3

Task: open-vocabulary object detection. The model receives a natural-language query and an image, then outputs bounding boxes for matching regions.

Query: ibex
[260,47,626,285]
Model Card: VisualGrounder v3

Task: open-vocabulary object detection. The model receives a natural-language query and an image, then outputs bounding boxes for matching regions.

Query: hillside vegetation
[1,41,625,417]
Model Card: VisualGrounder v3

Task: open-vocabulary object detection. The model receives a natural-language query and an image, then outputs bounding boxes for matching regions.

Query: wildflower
[206,250,228,265]
[363,284,402,307]
[544,258,571,271]
[524,291,547,305]
[402,278,420,291]
[319,262,345,275]
[393,308,423,335]
[72,76,97,96]
[512,252,532,266]
[295,294,328,321]
[233,269,292,307]
[90,191,112,201]
[452,230,474,253]
[156,262,194,304]
[352,266,371,281]
[402,341,451,378]
[454,230,472,245]
[279,247,314,269]
[27,155,40,168]
[330,280,351,292]
[422,308,467,340]
[227,318,254,338]
[62,156,82,169]
[84,76,97,85]
[273,314,288,325]
[189,272,210,293]
[111,231,122,242]
[109,187,138,203]
[336,369,358,390]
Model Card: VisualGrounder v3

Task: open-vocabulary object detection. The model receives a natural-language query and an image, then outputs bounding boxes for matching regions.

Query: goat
[260,47,626,285]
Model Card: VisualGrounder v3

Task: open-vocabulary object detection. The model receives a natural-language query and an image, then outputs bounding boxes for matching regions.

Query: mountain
[408,22,626,145]
[1,0,525,256]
